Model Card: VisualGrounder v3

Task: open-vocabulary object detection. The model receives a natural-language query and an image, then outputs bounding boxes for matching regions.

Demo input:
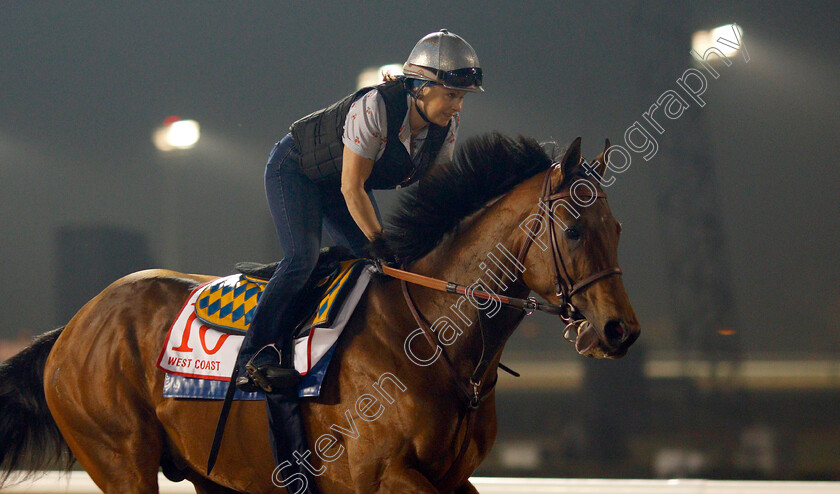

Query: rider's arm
[341,90,388,241]
[340,147,382,241]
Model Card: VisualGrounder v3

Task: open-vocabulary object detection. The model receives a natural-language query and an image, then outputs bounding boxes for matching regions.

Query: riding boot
[269,329,302,388]
[265,387,322,494]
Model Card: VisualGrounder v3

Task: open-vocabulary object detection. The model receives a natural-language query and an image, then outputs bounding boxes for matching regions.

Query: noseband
[515,162,623,341]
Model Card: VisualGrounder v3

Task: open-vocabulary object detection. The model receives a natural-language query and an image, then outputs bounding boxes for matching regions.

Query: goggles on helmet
[427,66,482,89]
[441,67,483,88]
[407,64,483,90]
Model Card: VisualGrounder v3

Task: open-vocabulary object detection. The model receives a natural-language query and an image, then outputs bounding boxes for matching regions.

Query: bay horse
[0,132,639,493]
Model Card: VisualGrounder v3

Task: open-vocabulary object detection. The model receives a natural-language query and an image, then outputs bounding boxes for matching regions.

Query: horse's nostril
[604,319,626,345]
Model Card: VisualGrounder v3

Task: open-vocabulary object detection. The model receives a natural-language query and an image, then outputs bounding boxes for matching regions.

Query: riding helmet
[403,29,483,93]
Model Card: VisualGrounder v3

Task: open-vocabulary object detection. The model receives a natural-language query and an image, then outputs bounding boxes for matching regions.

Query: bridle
[515,161,623,342]
[379,160,624,489]
[380,159,626,374]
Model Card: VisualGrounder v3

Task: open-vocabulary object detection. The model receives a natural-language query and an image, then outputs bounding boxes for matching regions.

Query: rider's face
[417,85,466,127]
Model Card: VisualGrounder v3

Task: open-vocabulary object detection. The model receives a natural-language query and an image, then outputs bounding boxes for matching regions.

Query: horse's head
[385,132,639,358]
[517,138,640,358]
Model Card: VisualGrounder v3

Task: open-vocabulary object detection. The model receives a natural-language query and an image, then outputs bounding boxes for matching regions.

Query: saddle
[195,246,368,339]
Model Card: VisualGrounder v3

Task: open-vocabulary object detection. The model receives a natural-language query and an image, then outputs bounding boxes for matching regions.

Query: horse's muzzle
[575,318,639,359]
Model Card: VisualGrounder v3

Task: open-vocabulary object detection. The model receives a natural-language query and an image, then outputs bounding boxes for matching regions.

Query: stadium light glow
[356,63,403,90]
[152,117,200,151]
[692,24,744,60]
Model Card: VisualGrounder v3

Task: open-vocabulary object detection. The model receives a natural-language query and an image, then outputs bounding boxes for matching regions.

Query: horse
[0,132,640,493]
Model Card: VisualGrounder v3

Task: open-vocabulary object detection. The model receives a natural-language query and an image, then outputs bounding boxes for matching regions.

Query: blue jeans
[236,134,380,371]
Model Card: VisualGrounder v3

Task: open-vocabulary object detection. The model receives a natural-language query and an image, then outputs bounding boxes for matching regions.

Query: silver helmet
[403,29,483,93]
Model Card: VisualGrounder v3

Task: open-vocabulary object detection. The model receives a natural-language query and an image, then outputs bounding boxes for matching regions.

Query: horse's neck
[408,201,531,380]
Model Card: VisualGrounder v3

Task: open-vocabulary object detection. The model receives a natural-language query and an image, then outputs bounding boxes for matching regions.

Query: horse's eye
[565,226,581,241]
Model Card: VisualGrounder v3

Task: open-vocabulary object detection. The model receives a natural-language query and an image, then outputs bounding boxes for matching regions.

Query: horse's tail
[0,327,75,486]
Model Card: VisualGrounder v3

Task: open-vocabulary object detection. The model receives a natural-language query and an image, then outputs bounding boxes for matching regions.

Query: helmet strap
[410,81,433,125]
[413,97,432,125]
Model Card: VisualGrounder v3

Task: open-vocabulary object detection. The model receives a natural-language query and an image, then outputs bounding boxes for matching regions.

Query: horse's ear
[591,138,611,177]
[559,137,582,180]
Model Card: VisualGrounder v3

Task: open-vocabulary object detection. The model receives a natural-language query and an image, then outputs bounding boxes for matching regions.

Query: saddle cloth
[155,259,375,399]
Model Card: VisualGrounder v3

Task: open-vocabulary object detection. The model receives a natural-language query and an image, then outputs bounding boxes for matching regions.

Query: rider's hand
[365,233,399,272]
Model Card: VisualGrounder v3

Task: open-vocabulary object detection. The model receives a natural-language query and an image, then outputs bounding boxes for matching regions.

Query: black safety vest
[290,80,451,189]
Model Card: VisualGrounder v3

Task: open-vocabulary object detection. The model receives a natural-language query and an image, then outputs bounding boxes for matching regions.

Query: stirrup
[242,344,301,393]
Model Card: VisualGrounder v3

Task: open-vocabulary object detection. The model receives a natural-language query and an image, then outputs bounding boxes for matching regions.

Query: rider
[235,29,484,392]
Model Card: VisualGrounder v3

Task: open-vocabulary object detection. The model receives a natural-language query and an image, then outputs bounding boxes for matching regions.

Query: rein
[381,264,563,316]
[379,162,623,488]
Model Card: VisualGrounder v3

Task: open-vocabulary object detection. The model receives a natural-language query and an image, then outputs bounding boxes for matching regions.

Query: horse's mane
[386,132,553,263]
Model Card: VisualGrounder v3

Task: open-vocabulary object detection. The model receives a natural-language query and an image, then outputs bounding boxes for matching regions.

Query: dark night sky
[1,1,838,358]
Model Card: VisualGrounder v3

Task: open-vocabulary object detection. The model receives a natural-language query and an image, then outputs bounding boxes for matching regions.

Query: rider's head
[403,29,483,94]
[402,29,482,126]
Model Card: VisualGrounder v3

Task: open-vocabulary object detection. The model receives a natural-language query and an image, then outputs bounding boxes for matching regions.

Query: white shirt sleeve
[433,112,460,165]
[342,90,388,161]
